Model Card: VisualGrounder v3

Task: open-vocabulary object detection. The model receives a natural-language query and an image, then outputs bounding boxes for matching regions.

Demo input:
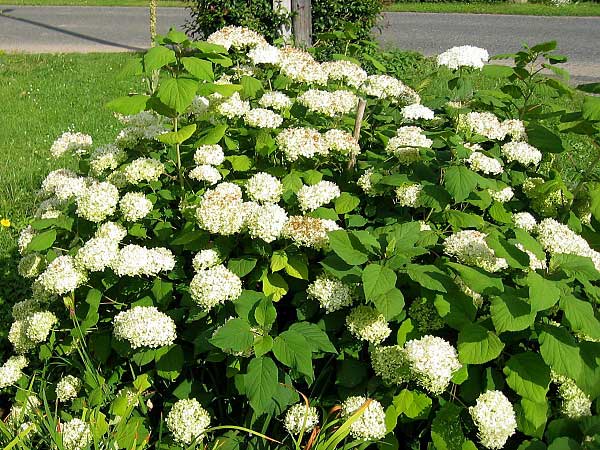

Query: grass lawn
[385,1,600,16]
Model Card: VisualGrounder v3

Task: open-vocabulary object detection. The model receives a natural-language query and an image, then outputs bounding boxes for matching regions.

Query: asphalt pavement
[0,6,598,82]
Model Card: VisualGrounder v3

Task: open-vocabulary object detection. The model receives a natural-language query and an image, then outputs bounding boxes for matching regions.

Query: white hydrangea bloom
[489,187,514,203]
[501,141,542,167]
[123,157,164,184]
[245,202,288,243]
[297,181,341,212]
[513,212,537,232]
[552,372,592,419]
[248,43,281,65]
[89,144,126,175]
[282,216,340,249]
[437,46,489,70]
[37,255,87,295]
[56,375,82,402]
[119,192,153,222]
[284,403,319,435]
[404,335,461,394]
[341,396,387,441]
[12,299,42,321]
[258,91,293,111]
[277,46,328,85]
[194,144,225,166]
[75,237,119,272]
[189,165,222,185]
[18,226,36,255]
[469,390,517,449]
[276,127,329,161]
[9,321,35,353]
[95,221,127,241]
[503,119,527,141]
[0,356,28,388]
[245,172,283,204]
[459,112,506,141]
[111,245,175,277]
[76,181,119,222]
[166,398,211,445]
[193,249,221,272]
[360,74,420,104]
[322,60,368,88]
[113,306,176,349]
[50,132,92,158]
[18,253,45,279]
[196,182,246,235]
[346,305,391,345]
[371,345,408,385]
[324,129,361,156]
[244,108,284,128]
[307,274,355,313]
[401,104,435,121]
[466,152,504,175]
[7,395,39,433]
[190,264,242,311]
[386,126,432,163]
[190,95,210,115]
[217,92,251,119]
[40,169,87,201]
[24,311,58,344]
[207,25,266,50]
[515,243,547,271]
[395,184,423,207]
[297,89,358,117]
[115,111,169,146]
[34,196,65,220]
[357,168,375,196]
[444,230,508,272]
[61,418,92,450]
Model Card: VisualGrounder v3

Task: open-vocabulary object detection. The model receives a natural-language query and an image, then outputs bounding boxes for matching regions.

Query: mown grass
[385,1,600,16]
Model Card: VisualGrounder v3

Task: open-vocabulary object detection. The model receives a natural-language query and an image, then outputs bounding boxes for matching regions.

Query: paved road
[0,6,598,82]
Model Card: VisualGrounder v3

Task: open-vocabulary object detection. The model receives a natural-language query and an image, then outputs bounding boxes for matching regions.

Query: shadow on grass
[0,248,29,359]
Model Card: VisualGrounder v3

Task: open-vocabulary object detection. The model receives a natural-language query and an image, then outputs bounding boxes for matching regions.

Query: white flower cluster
[196,182,246,235]
[123,157,164,184]
[56,375,82,402]
[76,181,119,222]
[346,305,391,345]
[190,264,242,311]
[50,131,93,158]
[96,221,127,241]
[61,418,92,450]
[536,218,600,271]
[244,108,284,128]
[248,43,281,65]
[36,255,87,295]
[341,396,387,441]
[18,253,45,279]
[0,355,28,388]
[113,306,177,349]
[516,243,547,271]
[189,165,222,185]
[297,181,341,212]
[194,144,225,166]
[501,141,542,166]
[297,89,358,117]
[360,74,420,104]
[395,184,423,207]
[386,126,432,164]
[119,192,153,222]
[284,403,319,435]
[513,212,537,232]
[193,249,221,271]
[258,91,293,111]
[522,177,564,216]
[18,226,36,255]
[12,299,43,321]
[282,216,340,249]
[307,274,355,313]
[324,129,361,156]
[322,60,368,88]
[207,25,266,50]
[111,245,175,277]
[444,230,508,272]
[467,152,504,175]
[166,399,211,445]
[190,95,210,116]
[459,112,526,142]
[35,196,65,219]
[552,372,592,419]
[276,127,329,161]
[401,104,435,121]
[115,111,169,146]
[9,310,58,353]
[489,187,514,203]
[277,46,328,85]
[245,202,288,243]
[245,172,283,203]
[437,46,489,70]
[41,168,87,201]
[358,168,375,196]
[469,390,517,449]
[7,395,39,434]
[89,144,126,175]
[217,92,251,119]
[371,345,409,385]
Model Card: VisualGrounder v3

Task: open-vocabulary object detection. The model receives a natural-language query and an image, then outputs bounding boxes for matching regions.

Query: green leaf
[431,403,467,450]
[445,166,480,202]
[372,288,405,321]
[181,57,214,81]
[240,75,264,98]
[164,29,188,44]
[254,297,276,329]
[490,294,535,334]
[105,95,149,115]
[158,77,198,114]
[406,264,451,293]
[156,124,197,145]
[195,124,227,145]
[504,352,550,403]
[151,278,173,307]
[226,155,253,172]
[210,318,254,353]
[27,229,56,252]
[538,325,583,383]
[363,264,397,300]
[155,345,184,381]
[445,210,484,230]
[284,255,309,280]
[270,251,288,272]
[482,64,514,78]
[457,324,504,364]
[253,335,273,357]
[262,272,288,301]
[531,41,557,52]
[393,389,432,419]
[328,230,369,265]
[560,295,600,340]
[334,192,360,214]
[446,262,504,296]
[289,322,337,353]
[144,45,176,72]
[551,253,600,281]
[527,272,561,312]
[517,399,548,439]
[486,235,529,269]
[244,357,278,415]
[527,124,564,154]
[582,95,600,121]
[228,257,257,277]
[273,330,314,379]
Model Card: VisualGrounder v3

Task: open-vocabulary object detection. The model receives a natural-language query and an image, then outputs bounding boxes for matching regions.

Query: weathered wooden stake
[292,0,312,47]
[348,99,367,171]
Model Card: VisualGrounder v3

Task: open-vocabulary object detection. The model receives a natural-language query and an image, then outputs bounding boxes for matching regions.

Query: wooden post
[149,0,157,45]
[292,0,312,47]
[274,0,293,42]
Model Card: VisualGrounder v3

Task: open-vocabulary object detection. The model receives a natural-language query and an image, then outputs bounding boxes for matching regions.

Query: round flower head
[248,43,281,65]
[297,181,341,212]
[395,184,423,207]
[18,253,45,279]
[403,335,461,394]
[40,169,87,201]
[113,306,177,349]
[307,274,355,313]
[76,237,119,272]
[196,182,246,235]
[277,46,328,85]
[324,129,361,156]
[166,398,211,445]
[189,165,222,185]
[61,418,92,450]
[358,168,375,196]
[111,245,175,277]
[56,375,82,402]
[437,46,489,70]
[466,152,504,175]
[194,144,225,166]
[119,192,153,222]
[552,372,592,419]
[276,127,329,161]
[245,172,283,204]
[469,390,517,449]
[284,403,319,435]
[190,264,242,311]
[459,112,506,141]
[89,144,126,175]
[76,181,119,222]
[217,92,251,119]
[259,91,292,111]
[12,299,42,321]
[297,89,358,117]
[123,157,164,184]
[489,187,514,203]
[245,202,288,243]
[282,216,340,249]
[503,119,527,141]
[371,345,409,385]
[115,111,169,146]
[346,305,391,345]
[501,141,542,167]
[50,131,92,158]
[401,104,435,121]
[0,355,28,388]
[322,60,368,88]
[206,25,266,50]
[360,74,420,104]
[95,221,127,241]
[513,212,537,232]
[341,396,387,441]
[244,108,283,129]
[18,226,36,255]
[386,127,432,164]
[192,249,221,272]
[37,255,87,295]
[444,230,508,273]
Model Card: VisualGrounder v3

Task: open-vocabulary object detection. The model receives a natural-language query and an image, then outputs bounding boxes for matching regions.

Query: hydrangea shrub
[2,27,600,449]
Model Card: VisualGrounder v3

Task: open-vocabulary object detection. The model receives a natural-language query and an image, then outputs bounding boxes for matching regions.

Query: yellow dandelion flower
[0,218,11,228]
